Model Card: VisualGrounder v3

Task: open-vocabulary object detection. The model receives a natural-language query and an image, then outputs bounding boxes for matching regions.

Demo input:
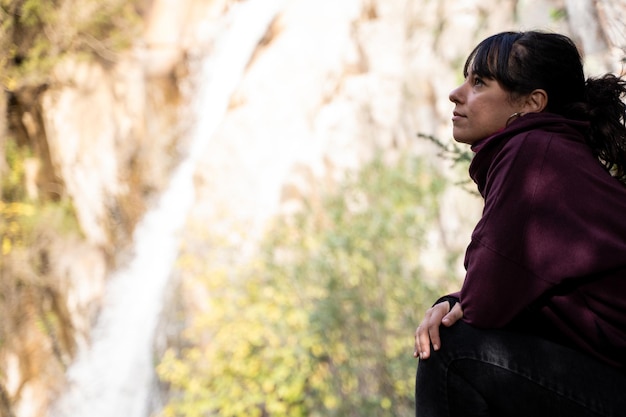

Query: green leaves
[158,152,453,417]
[0,0,142,91]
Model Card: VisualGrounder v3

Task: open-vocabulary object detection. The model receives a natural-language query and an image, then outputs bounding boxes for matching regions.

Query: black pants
[415,321,626,417]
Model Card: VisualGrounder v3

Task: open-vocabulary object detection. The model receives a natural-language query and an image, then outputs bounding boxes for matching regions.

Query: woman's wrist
[434,295,459,310]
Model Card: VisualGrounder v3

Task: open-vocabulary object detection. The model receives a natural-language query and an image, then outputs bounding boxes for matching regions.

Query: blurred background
[0,0,624,416]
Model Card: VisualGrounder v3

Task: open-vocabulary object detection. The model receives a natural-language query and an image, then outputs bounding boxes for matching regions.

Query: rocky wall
[1,1,213,416]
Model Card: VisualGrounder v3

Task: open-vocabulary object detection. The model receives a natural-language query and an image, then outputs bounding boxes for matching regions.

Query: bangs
[463,32,522,86]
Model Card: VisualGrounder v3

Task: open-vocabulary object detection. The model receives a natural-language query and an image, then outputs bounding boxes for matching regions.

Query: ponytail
[584,74,626,185]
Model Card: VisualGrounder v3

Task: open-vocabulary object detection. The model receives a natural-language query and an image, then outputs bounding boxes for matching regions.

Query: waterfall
[49,1,286,416]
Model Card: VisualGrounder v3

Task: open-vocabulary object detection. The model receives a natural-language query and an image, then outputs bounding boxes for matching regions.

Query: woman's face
[449,71,522,145]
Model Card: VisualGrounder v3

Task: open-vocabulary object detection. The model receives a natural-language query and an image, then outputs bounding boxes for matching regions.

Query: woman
[414,31,626,416]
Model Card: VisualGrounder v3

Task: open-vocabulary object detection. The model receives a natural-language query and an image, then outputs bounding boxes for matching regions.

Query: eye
[473,76,485,86]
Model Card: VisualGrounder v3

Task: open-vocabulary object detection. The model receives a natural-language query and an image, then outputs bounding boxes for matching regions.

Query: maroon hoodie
[452,112,626,368]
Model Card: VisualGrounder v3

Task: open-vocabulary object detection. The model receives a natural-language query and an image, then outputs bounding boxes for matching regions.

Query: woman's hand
[414,301,464,359]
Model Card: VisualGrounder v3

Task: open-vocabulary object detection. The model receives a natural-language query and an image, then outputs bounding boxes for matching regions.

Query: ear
[522,89,548,113]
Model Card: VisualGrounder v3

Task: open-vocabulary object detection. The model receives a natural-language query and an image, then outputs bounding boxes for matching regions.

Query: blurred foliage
[0,194,80,415]
[0,0,144,91]
[549,7,568,22]
[417,132,476,193]
[1,125,78,254]
[0,136,79,357]
[1,135,30,201]
[1,200,35,255]
[0,0,144,244]
[0,199,78,256]
[417,133,472,166]
[0,2,143,409]
[158,153,455,417]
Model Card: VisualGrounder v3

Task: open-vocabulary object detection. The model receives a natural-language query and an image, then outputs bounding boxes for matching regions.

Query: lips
[452,111,466,122]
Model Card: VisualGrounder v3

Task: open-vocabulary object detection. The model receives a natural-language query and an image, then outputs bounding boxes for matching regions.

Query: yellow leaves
[286,308,307,328]
[21,0,55,26]
[1,75,17,91]
[0,201,36,255]
[1,201,36,217]
[158,153,452,416]
[322,395,339,409]
[262,379,275,394]
[1,237,11,255]
[158,256,320,415]
[381,397,392,410]
[0,199,78,259]
[156,348,192,387]
[393,378,412,398]
[310,343,325,358]
[266,401,288,415]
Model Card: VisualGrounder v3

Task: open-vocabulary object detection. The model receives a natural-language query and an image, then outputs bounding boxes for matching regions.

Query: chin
[452,136,471,145]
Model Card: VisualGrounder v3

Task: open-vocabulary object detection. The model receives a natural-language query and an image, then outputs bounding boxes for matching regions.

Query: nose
[449,84,463,104]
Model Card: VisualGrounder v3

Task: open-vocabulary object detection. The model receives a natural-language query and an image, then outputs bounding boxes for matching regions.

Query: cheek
[483,100,516,126]
[494,107,517,127]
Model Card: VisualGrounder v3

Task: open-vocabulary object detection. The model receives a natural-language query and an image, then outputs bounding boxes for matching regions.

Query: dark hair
[464,31,626,185]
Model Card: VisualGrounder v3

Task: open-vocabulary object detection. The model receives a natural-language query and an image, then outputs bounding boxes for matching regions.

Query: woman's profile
[414,31,626,416]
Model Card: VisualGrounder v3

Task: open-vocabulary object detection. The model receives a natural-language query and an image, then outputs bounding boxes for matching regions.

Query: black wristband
[433,295,459,310]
